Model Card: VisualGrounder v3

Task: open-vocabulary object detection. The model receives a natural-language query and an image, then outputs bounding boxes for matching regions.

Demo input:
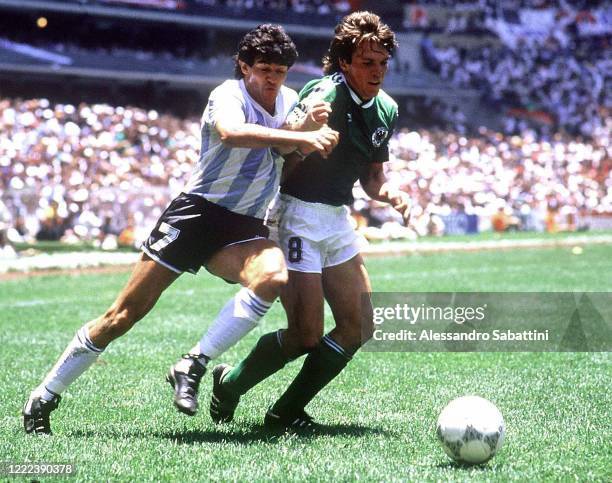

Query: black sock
[221,331,289,396]
[271,334,351,415]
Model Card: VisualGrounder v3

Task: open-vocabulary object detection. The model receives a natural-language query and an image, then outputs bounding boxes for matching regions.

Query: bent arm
[360,163,411,222]
[216,119,308,150]
[215,118,338,158]
[282,101,332,132]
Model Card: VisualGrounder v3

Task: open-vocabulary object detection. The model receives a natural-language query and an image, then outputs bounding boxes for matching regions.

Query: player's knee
[337,318,366,347]
[255,264,288,298]
[282,327,322,357]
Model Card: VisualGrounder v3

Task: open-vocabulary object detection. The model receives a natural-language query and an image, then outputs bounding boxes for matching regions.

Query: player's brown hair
[234,24,298,79]
[322,11,397,75]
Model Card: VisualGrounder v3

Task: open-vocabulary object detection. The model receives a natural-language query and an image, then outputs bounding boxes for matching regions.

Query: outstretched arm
[359,163,411,223]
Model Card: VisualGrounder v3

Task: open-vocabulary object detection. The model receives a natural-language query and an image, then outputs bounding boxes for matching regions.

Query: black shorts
[142,193,269,274]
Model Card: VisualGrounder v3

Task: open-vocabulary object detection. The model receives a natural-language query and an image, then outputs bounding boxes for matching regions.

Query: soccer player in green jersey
[209,11,411,431]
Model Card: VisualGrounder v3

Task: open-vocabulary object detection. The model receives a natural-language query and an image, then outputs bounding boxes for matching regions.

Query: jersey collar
[238,79,282,121]
[340,73,376,109]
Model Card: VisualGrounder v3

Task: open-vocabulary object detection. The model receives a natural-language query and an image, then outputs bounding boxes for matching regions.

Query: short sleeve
[373,145,389,163]
[205,83,246,127]
[284,78,338,126]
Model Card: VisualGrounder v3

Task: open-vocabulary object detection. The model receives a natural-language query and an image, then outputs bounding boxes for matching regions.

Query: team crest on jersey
[372,127,388,147]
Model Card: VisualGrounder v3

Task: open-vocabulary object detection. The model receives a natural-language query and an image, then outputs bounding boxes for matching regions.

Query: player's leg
[190,238,288,361]
[210,196,327,423]
[25,193,203,433]
[24,254,179,434]
[278,273,326,359]
[88,255,181,346]
[212,270,325,422]
[323,254,373,351]
[267,254,372,428]
[169,238,289,416]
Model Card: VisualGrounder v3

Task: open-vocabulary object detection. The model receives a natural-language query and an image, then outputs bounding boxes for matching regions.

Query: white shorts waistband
[279,193,348,215]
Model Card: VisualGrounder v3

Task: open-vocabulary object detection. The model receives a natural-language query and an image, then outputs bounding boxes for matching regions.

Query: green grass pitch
[1,244,611,481]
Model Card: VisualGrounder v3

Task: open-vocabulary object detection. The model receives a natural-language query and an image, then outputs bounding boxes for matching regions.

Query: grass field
[2,244,611,481]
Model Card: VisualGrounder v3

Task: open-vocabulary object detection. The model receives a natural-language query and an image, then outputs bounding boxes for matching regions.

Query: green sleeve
[285,76,340,127]
[298,76,339,104]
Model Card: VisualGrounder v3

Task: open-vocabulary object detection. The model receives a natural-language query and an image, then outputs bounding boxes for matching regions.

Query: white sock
[190,287,272,361]
[31,324,104,403]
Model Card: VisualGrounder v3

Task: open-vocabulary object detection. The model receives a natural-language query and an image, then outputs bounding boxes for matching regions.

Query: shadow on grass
[164,422,389,445]
[435,460,499,471]
[69,422,388,445]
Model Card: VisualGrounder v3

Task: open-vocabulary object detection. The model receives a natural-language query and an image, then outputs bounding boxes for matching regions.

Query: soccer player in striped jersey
[209,12,411,432]
[23,24,339,434]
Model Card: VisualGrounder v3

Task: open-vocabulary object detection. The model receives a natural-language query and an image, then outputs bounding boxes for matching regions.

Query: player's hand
[304,101,331,129]
[389,190,411,224]
[298,125,339,158]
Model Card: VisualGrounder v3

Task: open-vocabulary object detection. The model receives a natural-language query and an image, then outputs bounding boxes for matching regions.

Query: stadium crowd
[199,0,352,15]
[0,98,199,249]
[377,125,610,238]
[423,36,609,137]
[420,1,610,137]
[1,97,609,250]
[58,0,353,15]
[410,1,606,9]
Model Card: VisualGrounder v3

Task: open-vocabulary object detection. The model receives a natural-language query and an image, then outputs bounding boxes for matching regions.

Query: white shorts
[267,194,367,273]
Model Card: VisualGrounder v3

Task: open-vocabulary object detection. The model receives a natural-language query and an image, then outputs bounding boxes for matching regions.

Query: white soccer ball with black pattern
[436,395,505,465]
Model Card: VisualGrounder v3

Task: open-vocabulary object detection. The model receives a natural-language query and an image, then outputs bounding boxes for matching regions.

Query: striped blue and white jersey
[184,79,298,219]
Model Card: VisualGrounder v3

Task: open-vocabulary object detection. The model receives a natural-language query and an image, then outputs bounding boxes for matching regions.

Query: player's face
[340,40,389,101]
[240,59,289,113]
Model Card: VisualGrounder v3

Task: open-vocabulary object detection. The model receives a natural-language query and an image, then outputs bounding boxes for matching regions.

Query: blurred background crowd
[0,0,610,254]
[1,97,609,250]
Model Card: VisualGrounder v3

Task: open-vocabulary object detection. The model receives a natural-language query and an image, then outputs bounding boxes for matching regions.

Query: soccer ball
[436,395,505,465]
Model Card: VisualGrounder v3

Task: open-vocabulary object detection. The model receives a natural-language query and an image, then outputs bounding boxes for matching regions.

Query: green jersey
[281,73,398,206]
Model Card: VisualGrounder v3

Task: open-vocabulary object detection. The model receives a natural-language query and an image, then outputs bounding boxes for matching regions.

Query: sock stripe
[322,335,351,360]
[322,335,344,354]
[276,329,283,347]
[197,289,265,360]
[247,301,267,317]
[77,327,103,354]
[246,291,271,313]
[249,297,269,312]
[245,289,272,308]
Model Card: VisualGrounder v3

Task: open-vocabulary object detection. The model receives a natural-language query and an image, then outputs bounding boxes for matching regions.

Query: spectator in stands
[0,199,17,258]
[1,97,610,242]
[422,2,610,137]
[491,205,520,232]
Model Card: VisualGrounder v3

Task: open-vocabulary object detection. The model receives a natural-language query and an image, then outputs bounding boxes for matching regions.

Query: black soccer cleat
[23,394,61,435]
[167,354,207,416]
[209,364,240,424]
[264,407,320,434]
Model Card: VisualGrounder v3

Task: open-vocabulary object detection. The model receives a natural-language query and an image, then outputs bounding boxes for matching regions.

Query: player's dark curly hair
[234,24,298,79]
[322,11,397,75]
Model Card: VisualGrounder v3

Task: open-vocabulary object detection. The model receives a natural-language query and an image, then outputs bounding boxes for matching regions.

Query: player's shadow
[67,422,387,444]
[158,422,388,445]
[70,423,389,445]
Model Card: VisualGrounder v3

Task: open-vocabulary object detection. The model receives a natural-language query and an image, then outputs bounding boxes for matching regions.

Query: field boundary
[364,233,612,257]
[1,234,611,278]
